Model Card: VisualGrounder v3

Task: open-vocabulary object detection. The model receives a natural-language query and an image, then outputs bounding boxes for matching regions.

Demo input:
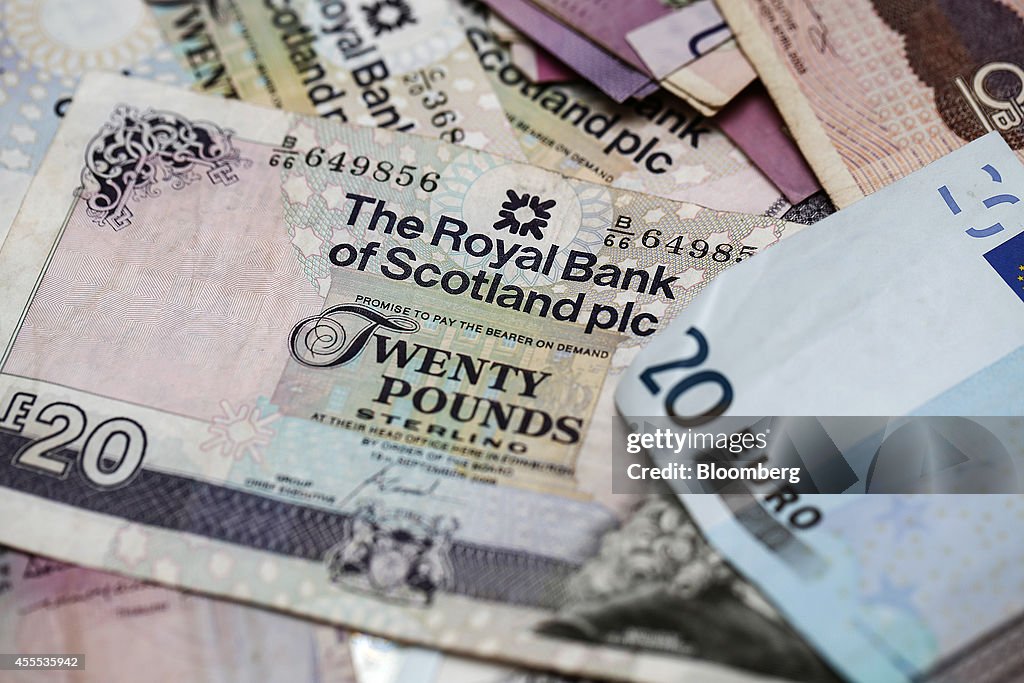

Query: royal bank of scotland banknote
[0,72,810,681]
[0,0,189,245]
[157,0,527,161]
[145,0,249,100]
[148,0,794,220]
[718,0,1024,207]
[0,548,357,683]
[455,3,789,217]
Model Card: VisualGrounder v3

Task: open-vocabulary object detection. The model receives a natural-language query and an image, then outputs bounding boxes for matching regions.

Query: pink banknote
[715,83,821,203]
[627,0,733,79]
[510,42,576,83]
[527,0,672,74]
[480,0,652,102]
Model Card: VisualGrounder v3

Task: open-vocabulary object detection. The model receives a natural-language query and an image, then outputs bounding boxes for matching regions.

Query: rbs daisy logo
[361,0,417,36]
[493,189,556,240]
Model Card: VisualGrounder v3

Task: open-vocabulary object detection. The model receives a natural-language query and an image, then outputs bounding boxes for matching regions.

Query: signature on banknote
[338,464,459,507]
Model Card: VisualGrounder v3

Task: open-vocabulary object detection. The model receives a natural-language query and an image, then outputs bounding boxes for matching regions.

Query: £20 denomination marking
[0,392,147,489]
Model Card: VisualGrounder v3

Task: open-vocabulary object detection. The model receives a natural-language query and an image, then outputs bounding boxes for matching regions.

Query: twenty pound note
[0,73,801,681]
[617,133,1024,682]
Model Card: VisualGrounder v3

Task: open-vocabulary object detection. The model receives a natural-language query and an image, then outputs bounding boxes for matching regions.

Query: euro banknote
[0,72,807,681]
[616,132,1024,681]
[0,548,356,683]
[0,1,189,245]
[458,8,789,217]
[718,0,1024,207]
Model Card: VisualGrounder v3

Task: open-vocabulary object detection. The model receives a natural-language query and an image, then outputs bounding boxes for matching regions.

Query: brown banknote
[718,0,1024,207]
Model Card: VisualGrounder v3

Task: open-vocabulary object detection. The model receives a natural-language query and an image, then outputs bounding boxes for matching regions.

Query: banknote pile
[0,1,1020,682]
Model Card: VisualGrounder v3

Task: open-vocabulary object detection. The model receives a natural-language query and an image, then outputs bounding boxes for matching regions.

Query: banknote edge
[716,0,864,209]
[0,484,773,683]
[661,40,756,113]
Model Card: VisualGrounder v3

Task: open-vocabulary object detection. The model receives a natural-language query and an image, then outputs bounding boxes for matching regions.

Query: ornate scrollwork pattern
[79,105,247,230]
[289,303,420,368]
